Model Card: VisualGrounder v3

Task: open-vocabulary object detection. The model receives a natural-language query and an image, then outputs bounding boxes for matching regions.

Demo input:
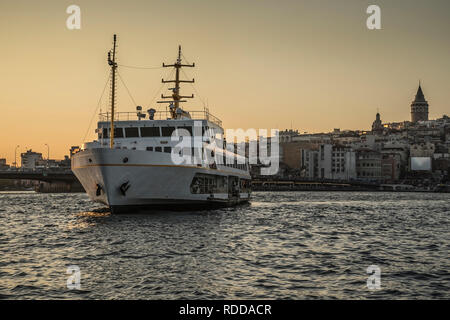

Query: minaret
[410,83,429,122]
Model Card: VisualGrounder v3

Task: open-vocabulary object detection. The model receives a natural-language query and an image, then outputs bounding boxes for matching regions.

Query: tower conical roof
[414,85,427,103]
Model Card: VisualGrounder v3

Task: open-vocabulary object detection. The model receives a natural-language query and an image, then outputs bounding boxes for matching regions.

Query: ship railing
[98,110,222,127]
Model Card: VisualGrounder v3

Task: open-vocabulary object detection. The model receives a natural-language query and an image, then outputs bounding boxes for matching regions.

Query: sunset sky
[1,0,449,164]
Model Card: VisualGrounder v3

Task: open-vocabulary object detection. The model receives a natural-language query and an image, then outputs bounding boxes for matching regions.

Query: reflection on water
[0,191,449,299]
[75,210,111,217]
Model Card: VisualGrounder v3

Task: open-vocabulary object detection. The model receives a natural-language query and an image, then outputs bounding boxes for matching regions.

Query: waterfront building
[316,144,357,180]
[280,141,318,170]
[356,149,383,181]
[279,129,300,143]
[333,132,360,146]
[301,149,319,179]
[20,150,44,169]
[381,153,402,181]
[350,134,382,152]
[432,148,450,178]
[290,133,332,144]
[0,158,10,170]
[410,142,435,158]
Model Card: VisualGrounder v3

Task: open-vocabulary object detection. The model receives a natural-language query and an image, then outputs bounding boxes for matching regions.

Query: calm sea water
[0,191,448,300]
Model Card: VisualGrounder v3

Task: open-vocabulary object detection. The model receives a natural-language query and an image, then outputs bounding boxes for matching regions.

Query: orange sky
[1,0,449,164]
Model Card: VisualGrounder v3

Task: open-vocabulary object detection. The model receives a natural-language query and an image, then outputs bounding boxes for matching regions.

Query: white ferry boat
[71,35,251,213]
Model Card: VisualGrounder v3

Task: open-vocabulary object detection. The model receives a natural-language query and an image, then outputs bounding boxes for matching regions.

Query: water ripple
[0,191,448,299]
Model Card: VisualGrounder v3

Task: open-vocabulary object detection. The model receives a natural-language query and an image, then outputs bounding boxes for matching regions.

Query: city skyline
[1,0,450,163]
[0,81,443,166]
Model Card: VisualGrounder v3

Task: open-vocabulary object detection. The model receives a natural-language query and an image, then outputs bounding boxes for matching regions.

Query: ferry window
[114,128,124,138]
[164,147,171,153]
[102,128,109,138]
[178,126,193,136]
[155,146,162,152]
[161,126,176,136]
[146,147,153,151]
[125,127,139,138]
[141,127,160,137]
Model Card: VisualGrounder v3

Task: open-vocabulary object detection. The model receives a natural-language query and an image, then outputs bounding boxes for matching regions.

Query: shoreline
[253,188,449,193]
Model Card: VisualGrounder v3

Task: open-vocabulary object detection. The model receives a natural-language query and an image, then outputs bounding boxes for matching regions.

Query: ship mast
[108,34,118,149]
[158,46,195,118]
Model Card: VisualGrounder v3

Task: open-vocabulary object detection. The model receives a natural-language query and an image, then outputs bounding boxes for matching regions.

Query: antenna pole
[160,45,195,118]
[174,46,181,110]
[108,34,118,149]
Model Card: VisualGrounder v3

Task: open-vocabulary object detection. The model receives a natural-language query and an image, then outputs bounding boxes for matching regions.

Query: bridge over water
[0,170,83,192]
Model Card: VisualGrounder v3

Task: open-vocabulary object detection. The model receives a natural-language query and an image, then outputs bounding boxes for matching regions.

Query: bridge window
[113,128,124,138]
[146,146,153,151]
[102,128,109,138]
[125,127,139,138]
[164,147,172,153]
[155,146,162,152]
[141,127,160,137]
[161,126,176,137]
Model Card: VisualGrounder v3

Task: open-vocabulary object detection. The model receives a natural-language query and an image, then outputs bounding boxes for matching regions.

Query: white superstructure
[71,35,251,213]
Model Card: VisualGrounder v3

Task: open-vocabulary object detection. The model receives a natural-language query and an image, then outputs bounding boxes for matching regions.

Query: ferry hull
[71,149,251,213]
